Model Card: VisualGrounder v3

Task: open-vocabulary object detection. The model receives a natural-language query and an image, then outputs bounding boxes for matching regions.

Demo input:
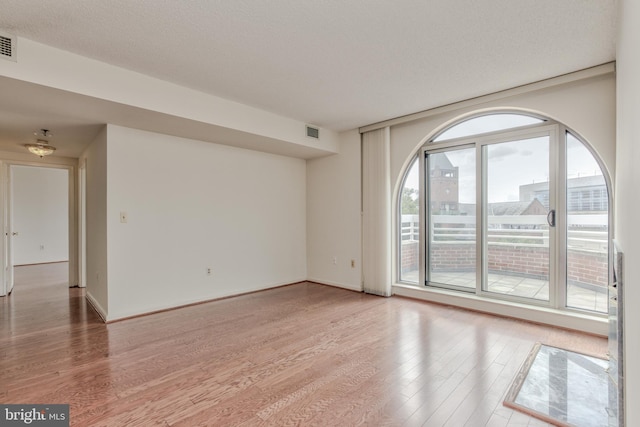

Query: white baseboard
[104,278,308,322]
[307,277,363,292]
[85,291,107,322]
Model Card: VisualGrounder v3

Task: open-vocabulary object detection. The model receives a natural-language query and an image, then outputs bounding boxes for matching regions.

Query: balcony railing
[401,214,607,253]
[400,213,608,289]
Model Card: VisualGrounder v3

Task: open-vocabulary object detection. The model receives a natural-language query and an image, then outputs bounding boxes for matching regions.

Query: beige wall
[306,130,362,290]
[104,125,307,321]
[616,0,639,425]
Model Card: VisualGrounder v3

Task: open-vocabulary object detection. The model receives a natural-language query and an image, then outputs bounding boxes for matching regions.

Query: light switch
[120,212,128,223]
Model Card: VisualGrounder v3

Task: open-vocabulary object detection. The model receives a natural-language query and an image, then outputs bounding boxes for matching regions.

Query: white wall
[616,1,639,425]
[104,125,307,320]
[307,130,362,291]
[12,166,68,265]
[81,127,108,317]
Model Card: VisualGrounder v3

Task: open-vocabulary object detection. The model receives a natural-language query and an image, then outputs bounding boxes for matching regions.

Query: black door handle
[546,210,556,227]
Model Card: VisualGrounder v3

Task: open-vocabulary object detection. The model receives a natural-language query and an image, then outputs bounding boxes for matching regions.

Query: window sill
[392,283,608,336]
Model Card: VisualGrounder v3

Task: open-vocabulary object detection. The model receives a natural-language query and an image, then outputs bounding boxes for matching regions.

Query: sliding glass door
[424,125,559,307]
[426,147,476,290]
[483,135,554,303]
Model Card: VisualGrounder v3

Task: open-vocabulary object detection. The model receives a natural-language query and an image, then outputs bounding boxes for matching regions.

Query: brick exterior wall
[430,243,476,272]
[401,241,419,273]
[487,245,549,279]
[567,250,608,288]
[400,242,607,287]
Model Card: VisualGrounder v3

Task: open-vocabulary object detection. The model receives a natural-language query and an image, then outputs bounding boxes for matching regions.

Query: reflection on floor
[506,344,610,427]
[401,270,608,312]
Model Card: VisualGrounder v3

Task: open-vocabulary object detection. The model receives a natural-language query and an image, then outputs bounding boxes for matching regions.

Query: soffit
[0,0,617,132]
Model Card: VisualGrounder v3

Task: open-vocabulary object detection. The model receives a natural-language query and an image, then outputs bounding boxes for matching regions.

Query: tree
[401,188,419,214]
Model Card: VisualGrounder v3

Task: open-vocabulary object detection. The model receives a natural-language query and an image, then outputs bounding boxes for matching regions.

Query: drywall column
[81,127,109,319]
[306,130,362,291]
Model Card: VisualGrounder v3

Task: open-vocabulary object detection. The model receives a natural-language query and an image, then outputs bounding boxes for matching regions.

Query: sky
[403,116,605,204]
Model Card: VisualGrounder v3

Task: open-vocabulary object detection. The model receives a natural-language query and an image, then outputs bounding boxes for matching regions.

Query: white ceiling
[0,0,617,157]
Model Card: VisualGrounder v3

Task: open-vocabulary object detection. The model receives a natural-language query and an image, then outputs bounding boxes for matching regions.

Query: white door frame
[0,160,78,296]
[79,159,87,288]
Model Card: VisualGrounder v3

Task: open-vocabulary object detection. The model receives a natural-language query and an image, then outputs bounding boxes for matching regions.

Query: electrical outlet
[332,256,337,265]
[351,259,356,268]
[207,267,212,276]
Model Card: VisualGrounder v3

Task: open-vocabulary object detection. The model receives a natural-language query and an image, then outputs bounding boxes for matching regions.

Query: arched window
[397,112,611,314]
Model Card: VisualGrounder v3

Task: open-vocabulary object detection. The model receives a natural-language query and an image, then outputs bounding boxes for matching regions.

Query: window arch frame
[396,109,614,315]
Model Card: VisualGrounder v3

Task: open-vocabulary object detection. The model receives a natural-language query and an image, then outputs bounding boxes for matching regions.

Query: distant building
[458,199,547,228]
[486,199,547,216]
[519,175,608,212]
[429,154,459,214]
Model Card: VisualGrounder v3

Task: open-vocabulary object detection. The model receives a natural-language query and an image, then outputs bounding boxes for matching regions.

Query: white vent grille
[0,33,16,61]
[306,125,319,139]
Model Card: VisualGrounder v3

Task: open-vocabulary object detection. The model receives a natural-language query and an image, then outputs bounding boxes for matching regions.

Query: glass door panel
[399,158,420,284]
[566,133,608,313]
[484,137,551,301]
[427,147,476,290]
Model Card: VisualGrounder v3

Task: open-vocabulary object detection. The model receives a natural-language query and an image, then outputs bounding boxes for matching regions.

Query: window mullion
[476,142,484,296]
[555,126,568,309]
[419,150,427,286]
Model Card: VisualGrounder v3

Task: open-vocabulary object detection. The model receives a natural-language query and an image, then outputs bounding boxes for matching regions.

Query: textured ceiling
[0,0,617,134]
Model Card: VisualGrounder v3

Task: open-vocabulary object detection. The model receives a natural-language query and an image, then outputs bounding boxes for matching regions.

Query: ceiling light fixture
[25,129,57,158]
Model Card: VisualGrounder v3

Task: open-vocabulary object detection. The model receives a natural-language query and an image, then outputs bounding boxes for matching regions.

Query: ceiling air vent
[306,125,319,139]
[0,32,16,61]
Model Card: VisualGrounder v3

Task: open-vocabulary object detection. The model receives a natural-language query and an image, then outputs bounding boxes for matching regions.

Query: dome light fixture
[25,129,57,158]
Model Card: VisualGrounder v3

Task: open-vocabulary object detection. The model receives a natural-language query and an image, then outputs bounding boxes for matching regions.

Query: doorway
[1,164,73,296]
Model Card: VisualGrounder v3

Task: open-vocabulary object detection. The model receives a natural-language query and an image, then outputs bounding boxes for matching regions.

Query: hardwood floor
[1,265,607,426]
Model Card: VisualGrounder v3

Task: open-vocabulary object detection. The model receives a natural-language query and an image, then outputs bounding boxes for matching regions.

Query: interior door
[482,134,555,303]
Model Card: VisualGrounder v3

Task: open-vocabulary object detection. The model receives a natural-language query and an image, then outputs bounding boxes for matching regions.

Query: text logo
[1,405,69,426]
